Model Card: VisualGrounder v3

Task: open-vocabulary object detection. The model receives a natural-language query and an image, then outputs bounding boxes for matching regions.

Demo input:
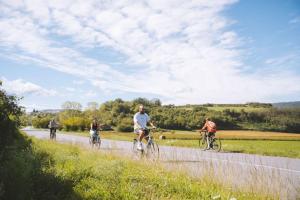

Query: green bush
[32,116,51,128]
[62,117,88,131]
[116,117,133,132]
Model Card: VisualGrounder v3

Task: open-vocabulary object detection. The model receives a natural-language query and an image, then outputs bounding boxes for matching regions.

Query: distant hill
[29,109,62,114]
[272,101,300,109]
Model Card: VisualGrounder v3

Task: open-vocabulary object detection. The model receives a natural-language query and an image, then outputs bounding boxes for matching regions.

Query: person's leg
[208,132,215,148]
[138,129,145,142]
[137,129,145,150]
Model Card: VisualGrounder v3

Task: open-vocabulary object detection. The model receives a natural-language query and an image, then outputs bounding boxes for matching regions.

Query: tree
[86,102,99,111]
[0,80,23,149]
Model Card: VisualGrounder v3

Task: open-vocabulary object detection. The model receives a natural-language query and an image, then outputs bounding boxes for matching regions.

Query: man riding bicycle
[133,105,156,150]
[201,118,217,147]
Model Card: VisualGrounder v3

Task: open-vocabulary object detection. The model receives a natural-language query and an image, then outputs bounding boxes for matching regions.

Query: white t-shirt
[133,112,150,129]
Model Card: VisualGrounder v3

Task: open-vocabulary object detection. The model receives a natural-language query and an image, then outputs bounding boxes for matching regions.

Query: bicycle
[50,128,56,140]
[89,130,101,149]
[132,127,159,160]
[199,130,222,152]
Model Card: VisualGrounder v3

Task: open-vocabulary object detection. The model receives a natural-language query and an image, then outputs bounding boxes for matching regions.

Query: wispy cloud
[1,77,57,96]
[289,16,300,24]
[0,0,299,104]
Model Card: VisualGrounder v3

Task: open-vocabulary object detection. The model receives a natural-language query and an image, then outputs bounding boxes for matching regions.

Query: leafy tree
[0,80,23,149]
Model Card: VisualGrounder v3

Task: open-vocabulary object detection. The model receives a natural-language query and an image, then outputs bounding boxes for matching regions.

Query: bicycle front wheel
[199,136,208,150]
[146,141,159,160]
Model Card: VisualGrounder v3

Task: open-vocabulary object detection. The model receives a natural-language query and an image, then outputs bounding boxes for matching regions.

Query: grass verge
[2,131,274,199]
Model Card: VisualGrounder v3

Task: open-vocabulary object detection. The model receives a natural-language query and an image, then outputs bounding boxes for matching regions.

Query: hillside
[272,101,300,109]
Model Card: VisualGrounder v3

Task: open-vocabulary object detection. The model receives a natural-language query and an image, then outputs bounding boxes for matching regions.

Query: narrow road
[23,128,300,199]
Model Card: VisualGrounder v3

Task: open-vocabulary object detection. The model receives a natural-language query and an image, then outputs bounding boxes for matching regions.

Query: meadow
[62,129,300,158]
[1,133,272,200]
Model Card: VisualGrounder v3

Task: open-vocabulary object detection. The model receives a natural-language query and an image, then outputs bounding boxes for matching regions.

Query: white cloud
[72,80,85,85]
[1,77,57,96]
[0,0,299,104]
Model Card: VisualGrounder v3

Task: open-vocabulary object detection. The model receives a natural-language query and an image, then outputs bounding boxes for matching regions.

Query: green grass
[222,140,300,158]
[16,134,271,199]
[155,139,300,158]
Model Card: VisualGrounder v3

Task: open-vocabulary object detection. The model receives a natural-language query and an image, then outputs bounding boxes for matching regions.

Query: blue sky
[0,0,299,111]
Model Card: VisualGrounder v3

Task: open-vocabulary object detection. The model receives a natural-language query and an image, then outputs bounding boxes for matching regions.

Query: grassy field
[156,139,300,158]
[4,133,272,200]
[62,129,300,158]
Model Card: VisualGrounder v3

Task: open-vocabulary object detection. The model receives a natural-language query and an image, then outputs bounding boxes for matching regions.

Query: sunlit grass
[30,138,272,199]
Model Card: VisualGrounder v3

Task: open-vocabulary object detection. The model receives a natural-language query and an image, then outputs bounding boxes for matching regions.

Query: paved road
[23,128,300,199]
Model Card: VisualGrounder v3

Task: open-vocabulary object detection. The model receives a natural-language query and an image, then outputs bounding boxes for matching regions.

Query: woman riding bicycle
[90,119,100,142]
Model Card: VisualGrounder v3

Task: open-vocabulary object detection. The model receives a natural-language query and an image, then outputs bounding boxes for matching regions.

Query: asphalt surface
[23,128,300,199]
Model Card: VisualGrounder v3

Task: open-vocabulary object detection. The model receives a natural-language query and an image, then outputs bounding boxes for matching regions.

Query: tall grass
[4,132,274,200]
[32,139,272,199]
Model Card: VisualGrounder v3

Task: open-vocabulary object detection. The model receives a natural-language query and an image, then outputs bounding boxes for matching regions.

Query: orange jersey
[203,121,217,133]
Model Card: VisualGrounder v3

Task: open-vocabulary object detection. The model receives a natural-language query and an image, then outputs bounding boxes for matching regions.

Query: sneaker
[137,142,143,151]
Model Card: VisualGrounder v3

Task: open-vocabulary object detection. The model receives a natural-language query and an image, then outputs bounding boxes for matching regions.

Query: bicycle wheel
[146,141,159,160]
[211,138,222,152]
[95,137,101,149]
[199,135,208,150]
[50,130,55,140]
[132,139,144,159]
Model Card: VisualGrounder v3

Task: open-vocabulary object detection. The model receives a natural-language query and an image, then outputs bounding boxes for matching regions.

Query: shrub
[116,117,133,132]
[61,117,88,131]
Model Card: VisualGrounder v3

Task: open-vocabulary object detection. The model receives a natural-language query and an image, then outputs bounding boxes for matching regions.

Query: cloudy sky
[0,0,299,110]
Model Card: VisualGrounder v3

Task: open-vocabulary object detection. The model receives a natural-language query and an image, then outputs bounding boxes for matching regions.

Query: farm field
[61,129,300,158]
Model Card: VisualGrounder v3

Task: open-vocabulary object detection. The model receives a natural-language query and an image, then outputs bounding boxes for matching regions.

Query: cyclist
[90,119,100,143]
[133,105,156,150]
[48,119,58,138]
[201,118,217,148]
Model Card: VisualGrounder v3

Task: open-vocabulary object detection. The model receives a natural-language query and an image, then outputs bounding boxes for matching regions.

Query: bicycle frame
[200,131,214,149]
[133,128,159,159]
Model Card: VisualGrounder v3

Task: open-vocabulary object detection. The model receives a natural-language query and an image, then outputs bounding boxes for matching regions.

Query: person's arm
[201,122,207,131]
[147,114,156,128]
[149,121,156,128]
[90,123,93,130]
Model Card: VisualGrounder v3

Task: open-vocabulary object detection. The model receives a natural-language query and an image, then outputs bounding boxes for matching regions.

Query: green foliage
[116,117,133,132]
[61,117,88,131]
[27,98,300,133]
[0,81,23,149]
[32,115,52,128]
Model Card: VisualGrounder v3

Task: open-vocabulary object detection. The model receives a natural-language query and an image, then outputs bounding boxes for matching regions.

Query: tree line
[24,98,300,133]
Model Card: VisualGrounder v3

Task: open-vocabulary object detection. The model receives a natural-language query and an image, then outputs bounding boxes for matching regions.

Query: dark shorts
[134,128,149,136]
[208,132,215,137]
[91,134,99,142]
